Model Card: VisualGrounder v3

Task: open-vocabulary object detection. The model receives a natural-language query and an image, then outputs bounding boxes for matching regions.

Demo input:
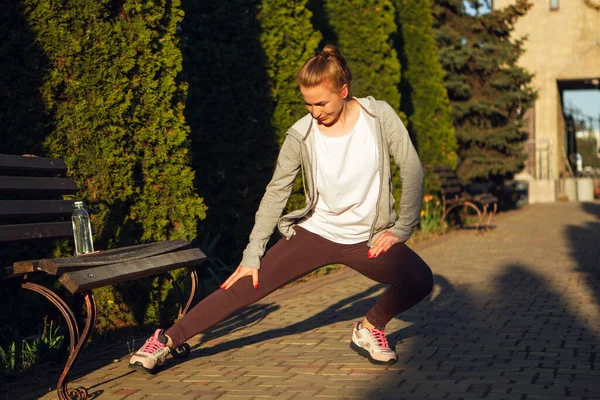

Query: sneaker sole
[349,341,397,365]
[129,361,159,374]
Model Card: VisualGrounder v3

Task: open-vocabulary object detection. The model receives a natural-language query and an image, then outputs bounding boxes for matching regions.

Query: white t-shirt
[299,110,380,244]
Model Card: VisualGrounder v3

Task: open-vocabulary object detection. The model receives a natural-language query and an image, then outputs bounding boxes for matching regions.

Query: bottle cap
[74,200,84,207]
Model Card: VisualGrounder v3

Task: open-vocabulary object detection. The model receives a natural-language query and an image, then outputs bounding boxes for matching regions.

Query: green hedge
[0,0,538,342]
[395,0,457,193]
[12,0,206,330]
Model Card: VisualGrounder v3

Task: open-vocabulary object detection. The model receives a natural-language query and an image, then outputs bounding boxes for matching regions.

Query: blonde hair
[296,44,352,96]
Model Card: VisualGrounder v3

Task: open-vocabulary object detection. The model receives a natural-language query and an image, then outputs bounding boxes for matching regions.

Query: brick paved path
[10,202,600,399]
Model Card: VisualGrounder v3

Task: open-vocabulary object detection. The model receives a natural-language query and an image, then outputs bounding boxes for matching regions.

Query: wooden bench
[434,165,499,231]
[0,154,207,400]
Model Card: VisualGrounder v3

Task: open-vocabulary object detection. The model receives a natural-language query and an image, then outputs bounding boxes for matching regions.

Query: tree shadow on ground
[368,262,600,399]
[568,202,600,310]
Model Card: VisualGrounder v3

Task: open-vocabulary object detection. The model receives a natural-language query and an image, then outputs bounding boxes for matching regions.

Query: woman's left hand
[368,230,404,258]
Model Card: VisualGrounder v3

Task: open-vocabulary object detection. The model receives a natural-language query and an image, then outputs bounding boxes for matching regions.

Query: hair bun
[297,44,353,96]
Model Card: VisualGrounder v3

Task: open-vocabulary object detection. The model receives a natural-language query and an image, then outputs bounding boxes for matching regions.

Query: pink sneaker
[129,329,171,372]
[350,322,397,364]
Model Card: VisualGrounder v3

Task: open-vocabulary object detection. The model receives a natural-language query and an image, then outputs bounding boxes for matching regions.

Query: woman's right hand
[220,265,259,290]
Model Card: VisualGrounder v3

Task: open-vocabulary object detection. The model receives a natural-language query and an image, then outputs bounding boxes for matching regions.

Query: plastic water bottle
[72,201,94,255]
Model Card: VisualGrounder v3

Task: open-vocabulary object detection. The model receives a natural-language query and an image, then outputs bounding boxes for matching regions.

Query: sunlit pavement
[12,201,600,399]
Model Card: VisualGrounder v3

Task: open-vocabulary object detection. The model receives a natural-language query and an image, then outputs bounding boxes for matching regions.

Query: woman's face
[300,82,348,127]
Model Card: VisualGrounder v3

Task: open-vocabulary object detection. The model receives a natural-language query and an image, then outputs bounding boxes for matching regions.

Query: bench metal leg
[163,265,198,320]
[163,272,185,318]
[21,282,97,400]
[22,266,199,396]
[484,203,497,231]
[183,266,199,317]
[21,282,80,353]
[171,265,197,358]
[163,266,198,359]
[440,201,482,231]
[476,202,498,233]
[57,291,96,400]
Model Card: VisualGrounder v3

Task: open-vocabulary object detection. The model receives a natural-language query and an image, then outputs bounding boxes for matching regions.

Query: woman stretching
[130,45,433,369]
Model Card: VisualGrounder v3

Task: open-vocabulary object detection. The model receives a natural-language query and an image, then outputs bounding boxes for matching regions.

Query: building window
[550,0,559,10]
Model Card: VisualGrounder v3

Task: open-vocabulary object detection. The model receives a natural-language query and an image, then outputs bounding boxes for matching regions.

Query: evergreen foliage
[18,0,206,327]
[24,0,206,245]
[324,0,402,111]
[0,0,49,155]
[181,0,279,265]
[395,0,457,193]
[260,0,322,143]
[577,136,600,170]
[0,0,542,338]
[323,0,405,207]
[432,0,536,184]
[259,0,322,211]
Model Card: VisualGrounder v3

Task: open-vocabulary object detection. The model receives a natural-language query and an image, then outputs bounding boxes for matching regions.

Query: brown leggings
[166,226,433,347]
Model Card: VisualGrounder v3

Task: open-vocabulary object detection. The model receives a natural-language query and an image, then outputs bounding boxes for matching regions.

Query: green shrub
[0,318,65,377]
[418,194,444,237]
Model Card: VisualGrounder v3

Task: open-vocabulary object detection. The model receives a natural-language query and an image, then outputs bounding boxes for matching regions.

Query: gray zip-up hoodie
[240,96,424,269]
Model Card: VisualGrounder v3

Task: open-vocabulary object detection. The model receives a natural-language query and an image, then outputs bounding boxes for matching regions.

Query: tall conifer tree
[25,0,206,245]
[432,0,536,184]
[23,0,206,326]
[0,0,49,155]
[182,1,320,263]
[260,0,322,143]
[395,0,457,193]
[323,0,405,205]
[324,0,402,111]
[181,0,277,264]
[260,0,322,212]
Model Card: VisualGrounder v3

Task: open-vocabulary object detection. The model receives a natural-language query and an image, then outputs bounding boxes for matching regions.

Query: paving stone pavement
[7,201,600,400]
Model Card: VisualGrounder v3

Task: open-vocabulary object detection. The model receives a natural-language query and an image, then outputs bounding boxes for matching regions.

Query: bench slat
[58,248,207,294]
[39,239,191,275]
[441,186,462,196]
[12,260,40,275]
[436,171,456,179]
[0,221,73,242]
[440,179,460,188]
[0,176,79,195]
[433,165,453,172]
[474,194,499,204]
[0,154,67,175]
[0,200,74,219]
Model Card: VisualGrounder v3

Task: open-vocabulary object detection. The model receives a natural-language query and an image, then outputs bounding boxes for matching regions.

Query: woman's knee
[410,261,433,300]
[421,265,434,297]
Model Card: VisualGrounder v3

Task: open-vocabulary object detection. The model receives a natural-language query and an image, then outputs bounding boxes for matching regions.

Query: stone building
[492,0,600,202]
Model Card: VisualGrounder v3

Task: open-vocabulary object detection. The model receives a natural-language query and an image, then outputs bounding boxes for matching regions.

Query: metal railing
[523,138,552,180]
